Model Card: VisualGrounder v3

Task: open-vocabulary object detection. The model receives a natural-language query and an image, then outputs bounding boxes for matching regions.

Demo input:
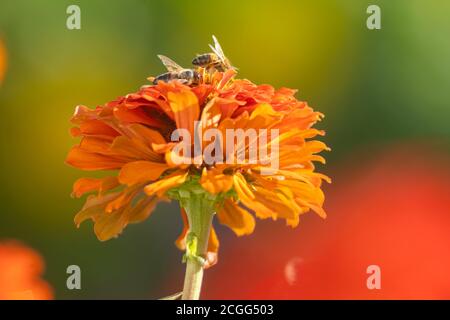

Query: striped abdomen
[153,72,178,84]
[192,53,217,67]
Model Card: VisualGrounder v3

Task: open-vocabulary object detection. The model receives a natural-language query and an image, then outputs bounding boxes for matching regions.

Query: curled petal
[72,176,119,198]
[217,199,255,236]
[93,207,130,241]
[204,227,219,269]
[74,192,120,227]
[175,208,189,251]
[75,192,160,242]
[144,171,188,197]
[128,196,161,223]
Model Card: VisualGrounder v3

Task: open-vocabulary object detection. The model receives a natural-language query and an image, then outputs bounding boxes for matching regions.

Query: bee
[192,35,234,72]
[153,55,201,85]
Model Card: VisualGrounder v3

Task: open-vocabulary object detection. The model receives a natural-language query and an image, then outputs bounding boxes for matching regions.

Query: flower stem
[180,193,215,300]
[181,247,205,300]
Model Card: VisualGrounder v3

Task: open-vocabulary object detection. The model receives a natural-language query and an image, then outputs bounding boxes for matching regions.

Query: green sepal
[182,232,206,266]
[167,175,237,264]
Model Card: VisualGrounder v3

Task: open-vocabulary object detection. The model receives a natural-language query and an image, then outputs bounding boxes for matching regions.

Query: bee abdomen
[192,54,214,66]
[153,72,176,84]
[179,70,192,79]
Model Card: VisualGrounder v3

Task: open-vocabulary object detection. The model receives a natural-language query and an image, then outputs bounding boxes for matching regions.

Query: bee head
[194,71,202,83]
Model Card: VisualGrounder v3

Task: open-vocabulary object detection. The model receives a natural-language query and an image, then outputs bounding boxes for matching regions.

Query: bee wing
[208,35,226,63]
[208,44,223,61]
[157,54,184,72]
[211,35,237,70]
[212,35,225,58]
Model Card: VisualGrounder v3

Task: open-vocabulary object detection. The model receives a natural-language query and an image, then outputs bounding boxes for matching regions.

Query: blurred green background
[0,0,449,299]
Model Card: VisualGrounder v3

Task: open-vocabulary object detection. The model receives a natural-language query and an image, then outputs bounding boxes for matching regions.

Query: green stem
[180,192,215,300]
[182,259,204,300]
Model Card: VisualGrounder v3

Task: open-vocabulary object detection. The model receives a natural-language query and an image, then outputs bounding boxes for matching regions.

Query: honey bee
[192,35,234,72]
[153,55,201,85]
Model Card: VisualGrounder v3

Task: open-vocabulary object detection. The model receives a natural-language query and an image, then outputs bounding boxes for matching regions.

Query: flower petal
[217,199,255,236]
[118,161,169,186]
[93,207,129,241]
[72,176,119,198]
[127,196,160,224]
[168,90,200,138]
[74,192,120,227]
[204,227,219,269]
[113,105,169,129]
[175,208,189,251]
[144,171,188,197]
[66,147,126,170]
[71,119,119,138]
[200,168,233,194]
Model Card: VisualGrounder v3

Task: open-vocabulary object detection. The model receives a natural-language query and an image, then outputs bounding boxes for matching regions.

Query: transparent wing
[208,35,226,63]
[212,35,225,58]
[157,55,184,72]
[208,44,224,63]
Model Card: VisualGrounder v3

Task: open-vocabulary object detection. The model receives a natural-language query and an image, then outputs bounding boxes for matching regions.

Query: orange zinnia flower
[0,241,53,300]
[67,71,328,245]
[67,51,329,299]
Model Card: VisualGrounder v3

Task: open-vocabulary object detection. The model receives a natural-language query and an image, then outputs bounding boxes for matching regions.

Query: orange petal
[127,196,160,224]
[200,98,222,130]
[250,187,300,225]
[200,168,233,194]
[66,146,126,170]
[207,226,219,253]
[74,192,120,227]
[232,173,277,220]
[93,207,130,241]
[74,191,160,242]
[204,227,219,269]
[175,208,189,250]
[71,119,120,138]
[72,176,119,198]
[110,136,156,161]
[217,199,255,236]
[105,187,139,213]
[233,173,255,201]
[168,90,200,138]
[152,142,176,154]
[128,123,166,145]
[144,171,188,197]
[113,105,167,128]
[118,161,169,186]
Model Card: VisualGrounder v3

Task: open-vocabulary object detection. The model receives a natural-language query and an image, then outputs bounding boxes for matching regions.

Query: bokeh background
[0,0,449,299]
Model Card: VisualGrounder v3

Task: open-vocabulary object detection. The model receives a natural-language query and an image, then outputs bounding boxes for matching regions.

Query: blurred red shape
[201,145,450,299]
[0,241,53,300]
[0,39,6,84]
